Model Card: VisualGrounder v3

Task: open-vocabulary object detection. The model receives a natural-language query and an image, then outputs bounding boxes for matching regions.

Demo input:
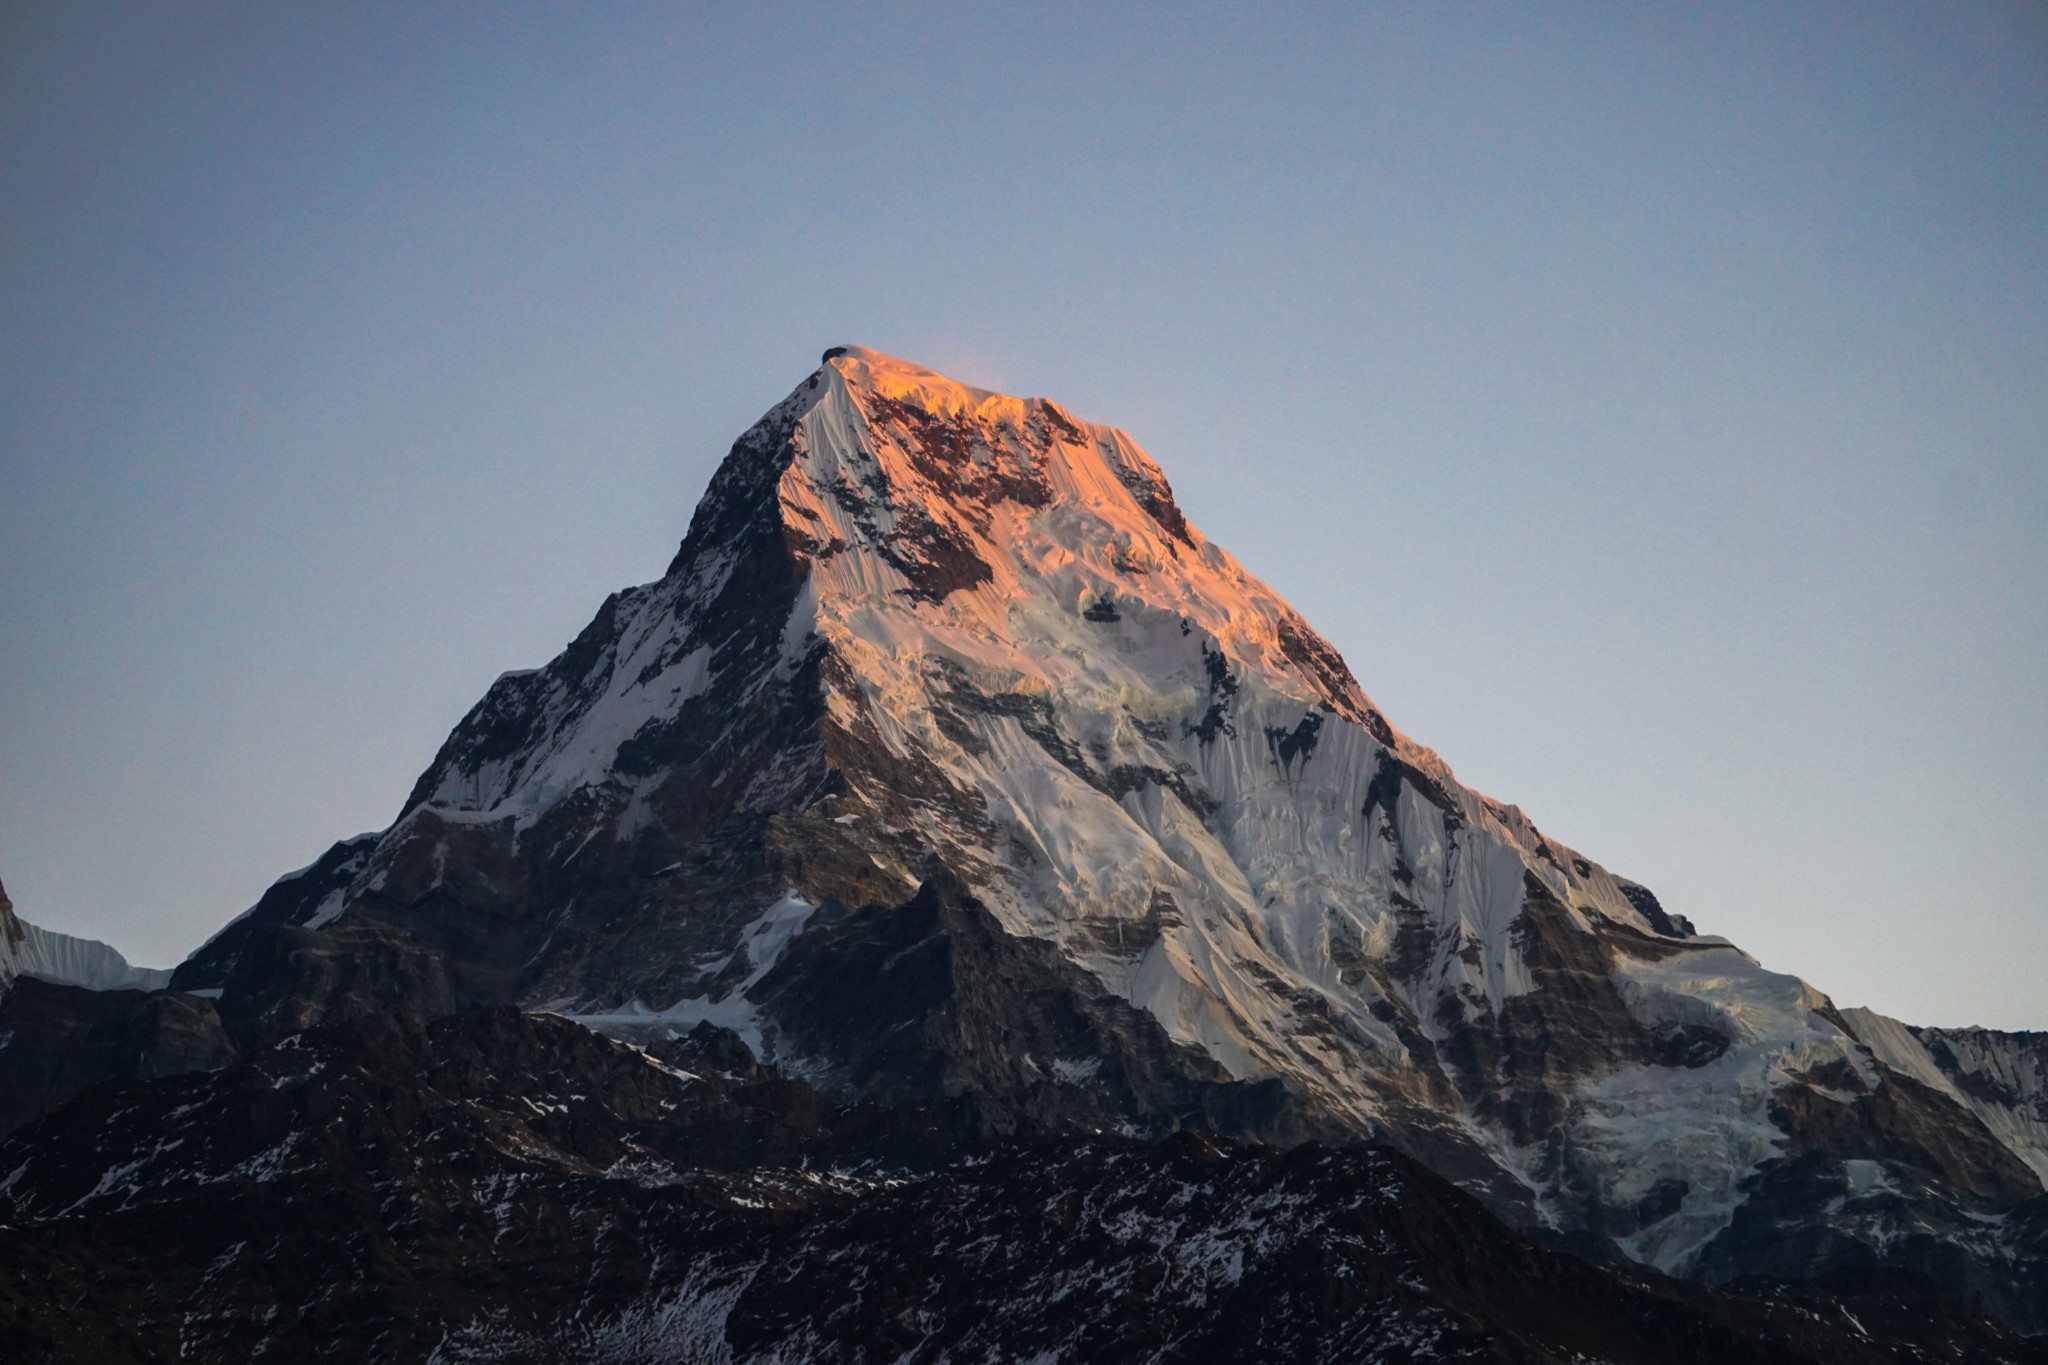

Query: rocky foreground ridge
[2,347,2043,1359]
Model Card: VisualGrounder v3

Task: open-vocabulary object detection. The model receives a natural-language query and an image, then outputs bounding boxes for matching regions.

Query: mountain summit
[7,347,2046,1352]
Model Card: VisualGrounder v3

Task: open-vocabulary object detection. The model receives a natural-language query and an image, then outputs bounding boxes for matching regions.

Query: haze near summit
[0,3,2042,1027]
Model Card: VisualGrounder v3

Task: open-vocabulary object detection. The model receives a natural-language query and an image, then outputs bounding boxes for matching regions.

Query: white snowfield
[0,902,170,994]
[311,348,2047,1275]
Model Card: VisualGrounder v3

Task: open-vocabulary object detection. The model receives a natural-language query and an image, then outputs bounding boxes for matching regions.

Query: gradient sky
[2,3,2043,1027]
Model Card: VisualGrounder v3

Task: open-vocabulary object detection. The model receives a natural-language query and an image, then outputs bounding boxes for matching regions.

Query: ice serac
[0,877,171,994]
[174,347,2048,1326]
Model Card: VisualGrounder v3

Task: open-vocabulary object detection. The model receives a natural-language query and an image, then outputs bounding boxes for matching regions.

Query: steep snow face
[207,347,2043,1287]
[730,348,1930,1263]
[0,881,170,994]
[779,353,1468,1086]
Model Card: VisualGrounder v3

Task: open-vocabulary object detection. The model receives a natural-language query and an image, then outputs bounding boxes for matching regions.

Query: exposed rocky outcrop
[0,976,233,1134]
[3,1006,2039,1364]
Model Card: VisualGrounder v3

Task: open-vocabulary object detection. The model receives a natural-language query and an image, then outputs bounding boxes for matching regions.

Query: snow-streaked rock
[11,1005,2019,1363]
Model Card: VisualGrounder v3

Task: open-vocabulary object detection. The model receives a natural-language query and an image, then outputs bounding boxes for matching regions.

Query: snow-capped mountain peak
[160,348,2048,1317]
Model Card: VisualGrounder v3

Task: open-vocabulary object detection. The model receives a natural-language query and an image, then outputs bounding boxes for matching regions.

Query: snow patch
[564,893,816,1059]
[302,890,347,931]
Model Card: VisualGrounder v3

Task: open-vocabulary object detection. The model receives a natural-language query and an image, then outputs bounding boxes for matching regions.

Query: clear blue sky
[2,3,2043,1027]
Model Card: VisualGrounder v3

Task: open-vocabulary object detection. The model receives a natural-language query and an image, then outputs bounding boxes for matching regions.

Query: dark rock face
[3,1006,2040,1364]
[213,920,459,1049]
[1651,1021,1734,1069]
[1618,882,1696,939]
[0,977,233,1133]
[0,877,21,957]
